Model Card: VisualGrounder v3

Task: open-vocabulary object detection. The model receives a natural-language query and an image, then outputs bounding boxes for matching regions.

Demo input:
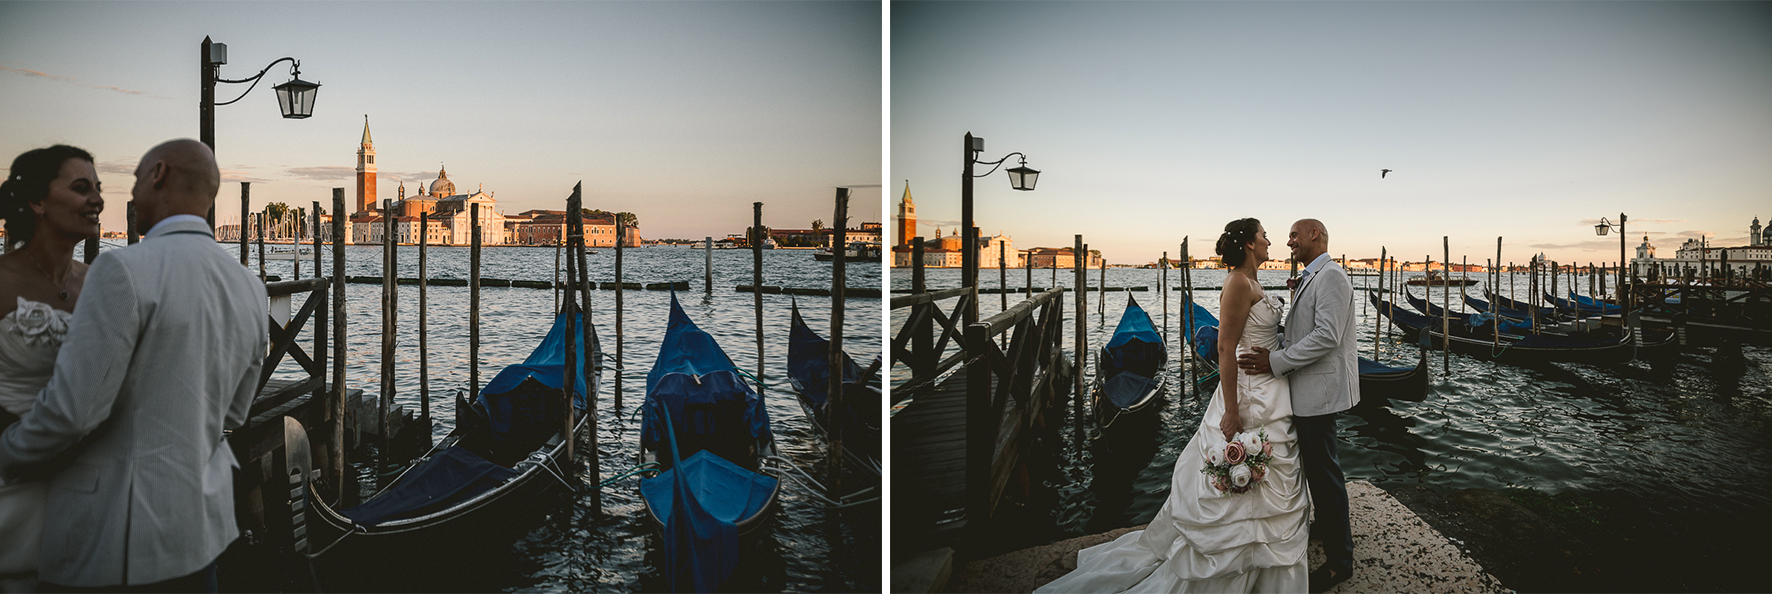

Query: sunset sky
[1,1,882,240]
[892,1,1771,266]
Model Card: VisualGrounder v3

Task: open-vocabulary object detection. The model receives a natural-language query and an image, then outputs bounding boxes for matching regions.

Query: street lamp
[1594,213,1627,310]
[202,36,321,147]
[200,36,320,227]
[961,132,1040,325]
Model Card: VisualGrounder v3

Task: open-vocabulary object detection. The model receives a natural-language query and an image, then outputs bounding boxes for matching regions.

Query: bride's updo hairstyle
[1215,218,1261,268]
[1,145,95,251]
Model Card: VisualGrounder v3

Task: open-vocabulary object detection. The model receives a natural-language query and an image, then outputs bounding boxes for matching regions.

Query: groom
[0,139,266,590]
[1238,218,1360,593]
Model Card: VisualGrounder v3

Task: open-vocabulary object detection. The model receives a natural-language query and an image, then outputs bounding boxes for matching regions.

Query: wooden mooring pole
[381,199,397,462]
[1161,251,1169,350]
[753,202,765,400]
[616,217,626,409]
[240,182,249,266]
[419,207,430,442]
[127,201,138,245]
[312,202,322,287]
[572,185,600,515]
[330,189,346,501]
[1073,235,1086,408]
[1374,247,1385,361]
[828,187,849,493]
[705,236,714,294]
[1182,238,1195,400]
[1442,239,1450,374]
[471,203,482,402]
[292,209,302,280]
[912,237,931,377]
[257,211,266,281]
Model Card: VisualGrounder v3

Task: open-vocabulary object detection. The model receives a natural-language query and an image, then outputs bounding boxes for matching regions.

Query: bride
[1038,218,1309,593]
[0,145,104,587]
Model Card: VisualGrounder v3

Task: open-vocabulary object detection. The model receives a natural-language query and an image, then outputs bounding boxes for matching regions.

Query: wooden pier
[891,236,1073,558]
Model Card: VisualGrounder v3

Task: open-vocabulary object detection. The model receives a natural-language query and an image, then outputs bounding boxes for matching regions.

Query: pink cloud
[1,66,164,98]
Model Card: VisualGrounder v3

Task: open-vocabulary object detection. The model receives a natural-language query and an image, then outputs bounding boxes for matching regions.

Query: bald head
[132,139,219,231]
[1287,218,1329,264]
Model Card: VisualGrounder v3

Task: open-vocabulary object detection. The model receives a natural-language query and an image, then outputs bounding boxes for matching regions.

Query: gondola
[786,302,881,475]
[1550,291,1622,316]
[1373,294,1635,365]
[306,310,602,541]
[1462,294,1535,322]
[1483,290,1567,322]
[1404,270,1478,286]
[1184,291,1431,400]
[1093,295,1166,427]
[1357,349,1429,403]
[638,294,782,593]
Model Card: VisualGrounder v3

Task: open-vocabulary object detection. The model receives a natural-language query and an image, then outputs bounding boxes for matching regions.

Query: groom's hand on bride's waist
[1237,347,1272,375]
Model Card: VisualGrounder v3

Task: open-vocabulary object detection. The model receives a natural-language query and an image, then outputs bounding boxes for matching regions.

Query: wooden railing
[964,287,1066,526]
[254,277,329,417]
[889,286,973,400]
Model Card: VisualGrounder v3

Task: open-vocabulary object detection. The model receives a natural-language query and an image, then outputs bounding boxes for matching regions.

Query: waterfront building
[980,232,1023,268]
[1633,218,1772,280]
[895,181,916,247]
[356,119,377,213]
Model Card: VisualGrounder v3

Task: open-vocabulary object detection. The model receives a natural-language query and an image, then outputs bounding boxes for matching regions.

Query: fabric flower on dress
[10,297,69,348]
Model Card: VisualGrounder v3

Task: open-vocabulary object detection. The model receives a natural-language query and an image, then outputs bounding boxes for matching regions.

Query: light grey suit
[0,219,266,587]
[1270,259,1359,416]
[1269,256,1360,572]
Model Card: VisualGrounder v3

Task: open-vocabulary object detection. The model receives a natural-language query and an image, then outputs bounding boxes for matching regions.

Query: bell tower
[895,180,917,247]
[356,116,377,213]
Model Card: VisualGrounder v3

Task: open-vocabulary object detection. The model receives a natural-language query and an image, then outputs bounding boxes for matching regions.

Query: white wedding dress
[1038,294,1310,593]
[0,297,70,576]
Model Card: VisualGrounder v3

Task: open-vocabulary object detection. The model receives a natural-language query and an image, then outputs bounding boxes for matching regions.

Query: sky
[0,1,882,241]
[892,1,1772,266]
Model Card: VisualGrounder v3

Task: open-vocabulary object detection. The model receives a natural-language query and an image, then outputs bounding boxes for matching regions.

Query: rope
[599,462,661,486]
[522,451,582,494]
[301,522,367,559]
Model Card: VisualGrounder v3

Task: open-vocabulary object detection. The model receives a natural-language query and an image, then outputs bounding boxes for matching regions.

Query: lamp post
[961,132,1039,325]
[1594,212,1627,310]
[200,36,320,226]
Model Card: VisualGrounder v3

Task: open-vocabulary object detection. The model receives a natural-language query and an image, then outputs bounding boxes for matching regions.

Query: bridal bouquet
[1201,429,1274,495]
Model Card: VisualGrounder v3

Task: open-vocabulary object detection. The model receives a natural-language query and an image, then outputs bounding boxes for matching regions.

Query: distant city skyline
[892,2,1770,267]
[1,1,881,240]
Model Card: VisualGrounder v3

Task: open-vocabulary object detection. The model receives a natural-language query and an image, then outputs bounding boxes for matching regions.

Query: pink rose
[1252,467,1266,484]
[1225,441,1247,465]
[1262,441,1273,457]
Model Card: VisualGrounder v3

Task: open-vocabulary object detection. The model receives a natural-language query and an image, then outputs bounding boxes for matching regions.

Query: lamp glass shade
[273,77,320,119]
[1006,165,1039,191]
[1595,223,1609,237]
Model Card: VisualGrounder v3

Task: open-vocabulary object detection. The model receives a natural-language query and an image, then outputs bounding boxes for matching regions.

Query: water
[218,242,882,592]
[891,266,1772,587]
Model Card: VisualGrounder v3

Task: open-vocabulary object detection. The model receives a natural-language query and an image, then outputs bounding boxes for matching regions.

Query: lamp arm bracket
[215,57,300,106]
[970,151,1027,178]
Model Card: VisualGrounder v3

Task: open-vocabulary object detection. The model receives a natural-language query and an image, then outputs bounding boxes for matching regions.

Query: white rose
[1206,443,1226,466]
[1230,464,1253,488]
[1239,432,1261,451]
[10,297,68,347]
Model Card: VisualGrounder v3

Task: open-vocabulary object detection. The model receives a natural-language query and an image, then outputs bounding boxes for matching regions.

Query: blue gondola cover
[787,305,864,411]
[1099,297,1165,409]
[641,294,775,593]
[339,446,519,526]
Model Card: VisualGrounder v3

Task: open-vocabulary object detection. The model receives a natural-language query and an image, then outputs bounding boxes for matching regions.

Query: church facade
[345,120,508,245]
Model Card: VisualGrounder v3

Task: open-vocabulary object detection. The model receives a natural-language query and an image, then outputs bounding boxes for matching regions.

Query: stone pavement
[947,481,1514,593]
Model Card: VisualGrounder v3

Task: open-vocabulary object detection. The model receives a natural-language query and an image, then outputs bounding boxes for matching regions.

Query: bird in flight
[1380,169,1393,179]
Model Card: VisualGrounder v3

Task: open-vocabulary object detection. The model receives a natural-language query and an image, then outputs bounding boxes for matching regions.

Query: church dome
[431,166,456,197]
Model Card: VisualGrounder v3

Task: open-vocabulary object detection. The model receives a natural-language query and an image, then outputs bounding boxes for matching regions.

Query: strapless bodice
[1237,294,1284,353]
[0,296,71,416]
